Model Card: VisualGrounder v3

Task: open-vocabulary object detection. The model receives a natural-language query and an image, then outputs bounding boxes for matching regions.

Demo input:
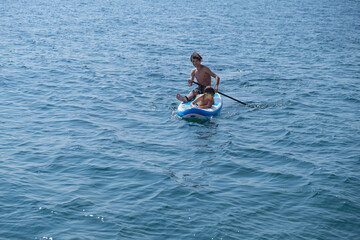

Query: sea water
[0,0,359,239]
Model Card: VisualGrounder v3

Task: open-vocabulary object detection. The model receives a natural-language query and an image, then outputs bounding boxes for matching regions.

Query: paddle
[193,82,248,106]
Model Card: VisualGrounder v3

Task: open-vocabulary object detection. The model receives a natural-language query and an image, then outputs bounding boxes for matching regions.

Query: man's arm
[206,67,220,92]
[188,69,196,86]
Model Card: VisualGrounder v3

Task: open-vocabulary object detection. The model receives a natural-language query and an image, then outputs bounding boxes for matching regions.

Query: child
[176,52,220,103]
[190,86,215,109]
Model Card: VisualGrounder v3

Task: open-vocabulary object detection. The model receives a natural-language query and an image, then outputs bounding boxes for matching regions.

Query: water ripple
[1,0,359,239]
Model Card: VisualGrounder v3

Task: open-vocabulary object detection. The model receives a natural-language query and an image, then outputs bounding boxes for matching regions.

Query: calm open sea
[1,0,359,239]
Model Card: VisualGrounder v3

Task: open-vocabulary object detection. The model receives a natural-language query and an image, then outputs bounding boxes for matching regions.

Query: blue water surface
[1,0,359,239]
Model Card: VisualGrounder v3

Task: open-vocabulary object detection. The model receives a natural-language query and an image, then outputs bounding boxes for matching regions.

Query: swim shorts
[192,85,206,95]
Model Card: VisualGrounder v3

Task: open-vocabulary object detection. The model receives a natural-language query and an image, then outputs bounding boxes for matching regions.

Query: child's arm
[190,95,203,108]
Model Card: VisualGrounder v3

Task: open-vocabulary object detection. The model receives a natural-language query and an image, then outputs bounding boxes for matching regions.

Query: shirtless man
[176,52,220,103]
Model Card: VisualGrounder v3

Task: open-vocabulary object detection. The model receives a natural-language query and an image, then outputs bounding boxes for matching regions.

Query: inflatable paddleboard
[176,93,223,120]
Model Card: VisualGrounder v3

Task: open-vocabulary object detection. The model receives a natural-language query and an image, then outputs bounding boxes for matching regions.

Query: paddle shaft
[193,82,248,106]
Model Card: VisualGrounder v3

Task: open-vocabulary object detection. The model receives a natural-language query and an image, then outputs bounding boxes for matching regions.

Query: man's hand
[188,78,193,87]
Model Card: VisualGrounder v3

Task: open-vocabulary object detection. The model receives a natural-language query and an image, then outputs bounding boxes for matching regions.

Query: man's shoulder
[200,65,211,71]
[191,68,196,75]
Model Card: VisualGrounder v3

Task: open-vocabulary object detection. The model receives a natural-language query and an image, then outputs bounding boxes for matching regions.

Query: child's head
[204,86,215,96]
[190,52,202,62]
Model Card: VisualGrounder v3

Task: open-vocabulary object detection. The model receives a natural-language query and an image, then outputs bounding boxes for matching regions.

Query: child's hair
[190,52,202,62]
[204,86,215,96]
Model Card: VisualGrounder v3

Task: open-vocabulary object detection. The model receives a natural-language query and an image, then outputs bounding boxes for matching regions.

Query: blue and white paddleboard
[176,93,223,120]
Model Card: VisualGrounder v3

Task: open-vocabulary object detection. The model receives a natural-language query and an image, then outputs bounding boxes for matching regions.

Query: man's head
[190,52,202,62]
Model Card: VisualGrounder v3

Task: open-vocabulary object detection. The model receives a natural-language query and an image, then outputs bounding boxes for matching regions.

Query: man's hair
[204,86,215,96]
[190,52,202,62]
